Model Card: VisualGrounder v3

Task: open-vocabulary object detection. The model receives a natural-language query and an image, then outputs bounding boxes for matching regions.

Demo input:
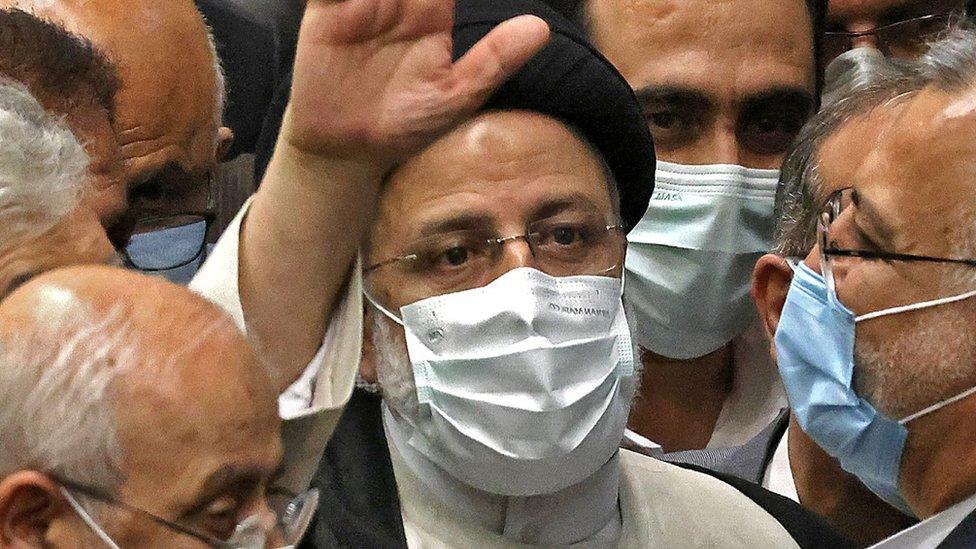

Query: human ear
[0,471,64,548]
[215,127,235,162]
[752,254,793,362]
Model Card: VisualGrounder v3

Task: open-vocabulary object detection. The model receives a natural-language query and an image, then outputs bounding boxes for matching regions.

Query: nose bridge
[496,236,539,274]
[707,122,742,166]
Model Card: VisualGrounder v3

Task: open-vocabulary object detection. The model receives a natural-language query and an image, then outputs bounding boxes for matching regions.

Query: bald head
[3,0,230,221]
[0,266,278,492]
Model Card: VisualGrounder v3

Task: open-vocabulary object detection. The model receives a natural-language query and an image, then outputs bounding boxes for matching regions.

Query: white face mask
[369,267,636,496]
[625,160,779,359]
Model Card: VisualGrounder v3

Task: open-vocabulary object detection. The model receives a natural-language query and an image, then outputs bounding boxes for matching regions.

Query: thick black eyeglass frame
[120,172,218,272]
[819,187,976,267]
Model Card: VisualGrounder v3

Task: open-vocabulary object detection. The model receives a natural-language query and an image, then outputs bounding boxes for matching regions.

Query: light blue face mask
[775,262,976,517]
[124,221,210,285]
[625,160,779,359]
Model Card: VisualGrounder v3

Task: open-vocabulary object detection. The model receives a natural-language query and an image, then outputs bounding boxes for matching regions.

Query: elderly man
[574,0,821,453]
[4,0,232,283]
[0,81,116,300]
[0,8,125,231]
[765,27,976,546]
[0,265,319,548]
[749,63,920,545]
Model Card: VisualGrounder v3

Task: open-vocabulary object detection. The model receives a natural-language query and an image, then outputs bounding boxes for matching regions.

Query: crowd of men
[0,0,974,547]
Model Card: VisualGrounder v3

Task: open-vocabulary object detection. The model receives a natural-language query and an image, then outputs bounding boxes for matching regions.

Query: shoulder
[618,450,853,549]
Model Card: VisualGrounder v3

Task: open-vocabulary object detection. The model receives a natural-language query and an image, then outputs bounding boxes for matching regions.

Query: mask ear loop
[900,384,976,425]
[363,290,405,327]
[60,488,122,549]
[856,287,976,322]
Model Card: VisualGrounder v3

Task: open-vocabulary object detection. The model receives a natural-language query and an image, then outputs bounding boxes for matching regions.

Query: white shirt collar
[383,404,622,545]
[762,427,798,501]
[708,318,787,448]
[869,492,976,549]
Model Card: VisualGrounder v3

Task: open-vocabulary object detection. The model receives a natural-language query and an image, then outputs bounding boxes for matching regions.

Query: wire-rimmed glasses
[823,12,959,66]
[365,210,627,312]
[817,186,976,311]
[57,477,317,548]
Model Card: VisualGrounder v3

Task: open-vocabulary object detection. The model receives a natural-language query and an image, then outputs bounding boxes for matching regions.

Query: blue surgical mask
[625,161,779,359]
[775,262,976,516]
[124,221,210,285]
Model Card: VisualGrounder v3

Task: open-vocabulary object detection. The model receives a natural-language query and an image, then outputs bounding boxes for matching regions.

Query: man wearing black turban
[195,0,853,547]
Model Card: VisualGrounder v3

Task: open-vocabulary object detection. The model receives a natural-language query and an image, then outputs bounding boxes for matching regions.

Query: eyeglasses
[823,12,958,65]
[365,211,626,311]
[56,477,318,548]
[817,186,976,310]
[118,173,217,271]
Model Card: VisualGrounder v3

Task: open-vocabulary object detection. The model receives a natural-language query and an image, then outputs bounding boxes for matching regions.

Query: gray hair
[0,283,232,495]
[771,26,976,257]
[202,19,226,134]
[0,79,86,255]
[0,290,127,492]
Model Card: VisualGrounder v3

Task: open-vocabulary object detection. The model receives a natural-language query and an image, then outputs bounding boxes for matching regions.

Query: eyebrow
[854,190,896,247]
[634,85,714,113]
[417,213,495,238]
[739,88,816,116]
[415,194,612,239]
[530,194,608,222]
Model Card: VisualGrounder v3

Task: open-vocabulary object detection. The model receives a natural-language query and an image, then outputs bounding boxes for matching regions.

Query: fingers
[449,15,551,109]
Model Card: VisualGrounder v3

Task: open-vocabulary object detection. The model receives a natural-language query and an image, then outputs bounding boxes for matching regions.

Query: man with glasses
[766,27,976,547]
[245,0,854,546]
[821,0,969,103]
[1,0,231,284]
[0,265,317,548]
[750,60,920,545]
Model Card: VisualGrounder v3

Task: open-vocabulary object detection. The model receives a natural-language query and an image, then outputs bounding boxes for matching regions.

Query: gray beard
[853,304,976,420]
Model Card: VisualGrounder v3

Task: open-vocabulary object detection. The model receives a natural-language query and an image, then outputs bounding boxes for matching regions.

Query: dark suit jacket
[655,410,790,485]
[299,389,854,549]
[194,0,281,158]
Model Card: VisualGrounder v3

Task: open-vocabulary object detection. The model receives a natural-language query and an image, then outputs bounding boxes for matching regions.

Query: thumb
[448,15,551,111]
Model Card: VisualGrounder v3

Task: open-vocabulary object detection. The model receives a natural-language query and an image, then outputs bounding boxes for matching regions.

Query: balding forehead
[6,0,221,172]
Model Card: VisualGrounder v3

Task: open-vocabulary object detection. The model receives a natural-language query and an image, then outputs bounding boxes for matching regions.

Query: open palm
[286,0,550,165]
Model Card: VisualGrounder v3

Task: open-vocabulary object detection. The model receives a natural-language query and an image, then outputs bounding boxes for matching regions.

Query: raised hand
[285,0,550,166]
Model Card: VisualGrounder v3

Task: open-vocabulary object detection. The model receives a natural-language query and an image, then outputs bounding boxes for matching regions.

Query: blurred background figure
[822,0,971,103]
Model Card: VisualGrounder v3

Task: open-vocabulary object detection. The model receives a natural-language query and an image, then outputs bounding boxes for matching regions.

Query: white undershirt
[762,428,799,502]
[869,492,976,549]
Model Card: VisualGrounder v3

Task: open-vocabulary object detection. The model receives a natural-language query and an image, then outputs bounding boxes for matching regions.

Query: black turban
[254,0,655,229]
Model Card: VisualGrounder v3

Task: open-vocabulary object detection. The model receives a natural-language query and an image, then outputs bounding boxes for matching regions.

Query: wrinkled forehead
[372,111,615,242]
[50,1,220,178]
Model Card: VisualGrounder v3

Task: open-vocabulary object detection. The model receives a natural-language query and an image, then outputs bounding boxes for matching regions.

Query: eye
[738,113,805,156]
[738,97,812,157]
[196,497,243,540]
[552,226,584,246]
[442,246,469,267]
[641,104,702,150]
[647,111,680,131]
